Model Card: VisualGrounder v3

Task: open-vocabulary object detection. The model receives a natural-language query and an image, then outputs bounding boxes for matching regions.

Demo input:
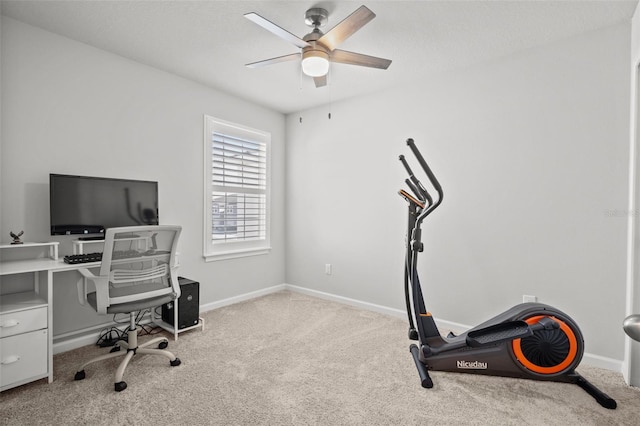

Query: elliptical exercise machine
[398,138,616,409]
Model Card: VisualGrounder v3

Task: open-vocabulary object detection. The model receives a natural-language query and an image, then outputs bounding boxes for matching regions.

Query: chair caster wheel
[158,341,168,349]
[170,357,181,367]
[74,370,86,381]
[110,345,121,353]
[115,381,127,392]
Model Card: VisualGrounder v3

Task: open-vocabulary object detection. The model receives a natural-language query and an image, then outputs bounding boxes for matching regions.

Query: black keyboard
[64,252,102,264]
[63,250,147,264]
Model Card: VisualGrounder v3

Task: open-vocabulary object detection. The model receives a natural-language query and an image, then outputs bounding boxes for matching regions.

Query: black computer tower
[162,277,200,330]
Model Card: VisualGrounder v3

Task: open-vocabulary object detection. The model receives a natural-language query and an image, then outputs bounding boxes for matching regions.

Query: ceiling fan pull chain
[328,69,333,119]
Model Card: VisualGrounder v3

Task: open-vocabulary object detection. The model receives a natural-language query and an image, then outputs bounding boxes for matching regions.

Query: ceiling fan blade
[317,5,375,51]
[331,49,392,69]
[246,53,300,68]
[313,75,327,88]
[244,12,310,49]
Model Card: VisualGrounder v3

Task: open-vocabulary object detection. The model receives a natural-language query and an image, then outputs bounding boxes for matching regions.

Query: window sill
[203,247,271,262]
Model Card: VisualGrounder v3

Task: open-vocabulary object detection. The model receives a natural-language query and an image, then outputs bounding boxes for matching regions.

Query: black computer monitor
[49,174,158,236]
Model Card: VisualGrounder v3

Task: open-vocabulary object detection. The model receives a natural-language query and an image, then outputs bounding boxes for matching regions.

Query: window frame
[203,115,271,262]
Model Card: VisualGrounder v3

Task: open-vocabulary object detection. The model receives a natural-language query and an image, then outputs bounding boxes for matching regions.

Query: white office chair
[73,225,182,392]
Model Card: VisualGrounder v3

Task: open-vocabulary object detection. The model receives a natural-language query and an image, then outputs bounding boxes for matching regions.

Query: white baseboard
[52,282,625,373]
[284,284,471,336]
[283,284,623,373]
[283,284,407,319]
[199,284,286,313]
[54,331,106,355]
[53,317,153,355]
[581,352,623,372]
[428,318,472,335]
[52,285,288,354]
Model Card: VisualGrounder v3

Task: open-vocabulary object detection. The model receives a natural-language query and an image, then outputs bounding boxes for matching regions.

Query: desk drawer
[0,306,47,338]
[1,329,48,388]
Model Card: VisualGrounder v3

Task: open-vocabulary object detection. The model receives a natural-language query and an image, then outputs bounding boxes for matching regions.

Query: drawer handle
[1,355,21,365]
[0,319,20,328]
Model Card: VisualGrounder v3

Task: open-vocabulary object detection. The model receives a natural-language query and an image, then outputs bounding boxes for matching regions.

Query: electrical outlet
[325,264,332,275]
[523,295,537,303]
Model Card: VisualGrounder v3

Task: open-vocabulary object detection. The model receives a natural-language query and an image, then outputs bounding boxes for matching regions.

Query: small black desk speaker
[162,277,200,330]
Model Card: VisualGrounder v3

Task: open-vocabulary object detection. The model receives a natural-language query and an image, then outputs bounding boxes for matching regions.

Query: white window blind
[211,133,266,242]
[204,116,270,261]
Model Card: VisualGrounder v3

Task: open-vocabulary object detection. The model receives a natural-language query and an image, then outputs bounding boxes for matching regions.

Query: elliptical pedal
[466,321,532,347]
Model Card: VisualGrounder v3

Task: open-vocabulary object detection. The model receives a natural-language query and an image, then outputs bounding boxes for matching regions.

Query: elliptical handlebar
[403,177,425,206]
[405,138,444,223]
[399,154,432,206]
[399,189,426,209]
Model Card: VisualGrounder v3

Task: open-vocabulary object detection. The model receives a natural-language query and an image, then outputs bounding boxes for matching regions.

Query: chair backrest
[96,225,182,311]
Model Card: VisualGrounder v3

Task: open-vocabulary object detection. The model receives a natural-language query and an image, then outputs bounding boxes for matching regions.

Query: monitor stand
[78,236,104,241]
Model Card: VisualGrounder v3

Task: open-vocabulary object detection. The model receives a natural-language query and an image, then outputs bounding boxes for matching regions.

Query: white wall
[0,17,286,336]
[286,23,631,363]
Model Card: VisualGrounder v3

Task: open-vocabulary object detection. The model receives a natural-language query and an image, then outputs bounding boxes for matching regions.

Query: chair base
[74,313,181,391]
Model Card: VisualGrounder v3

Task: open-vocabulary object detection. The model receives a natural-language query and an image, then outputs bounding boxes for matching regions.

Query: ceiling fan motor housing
[305,8,329,28]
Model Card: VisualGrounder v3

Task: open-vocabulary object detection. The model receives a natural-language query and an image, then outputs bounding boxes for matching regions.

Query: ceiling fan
[244,5,392,88]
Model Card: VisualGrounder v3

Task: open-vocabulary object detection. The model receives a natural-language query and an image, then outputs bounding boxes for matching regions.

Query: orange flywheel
[512,315,579,375]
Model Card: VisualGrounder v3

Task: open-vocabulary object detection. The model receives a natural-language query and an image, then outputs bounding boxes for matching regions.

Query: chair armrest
[77,268,110,314]
[76,268,94,306]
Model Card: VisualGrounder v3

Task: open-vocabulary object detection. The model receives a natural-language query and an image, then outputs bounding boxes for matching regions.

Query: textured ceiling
[1,0,638,114]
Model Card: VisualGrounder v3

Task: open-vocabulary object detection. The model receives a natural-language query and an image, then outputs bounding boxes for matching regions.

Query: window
[203,116,270,261]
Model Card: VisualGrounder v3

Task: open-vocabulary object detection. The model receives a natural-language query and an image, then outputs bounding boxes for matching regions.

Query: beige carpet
[1,290,639,425]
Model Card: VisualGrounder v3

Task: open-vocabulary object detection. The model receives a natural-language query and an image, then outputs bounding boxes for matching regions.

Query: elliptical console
[398,138,616,409]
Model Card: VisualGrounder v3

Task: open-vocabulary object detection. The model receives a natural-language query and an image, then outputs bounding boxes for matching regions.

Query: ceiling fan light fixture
[301,49,330,77]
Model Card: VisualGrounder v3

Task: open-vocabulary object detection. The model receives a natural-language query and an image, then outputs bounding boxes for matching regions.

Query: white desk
[0,243,100,391]
[0,242,202,392]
